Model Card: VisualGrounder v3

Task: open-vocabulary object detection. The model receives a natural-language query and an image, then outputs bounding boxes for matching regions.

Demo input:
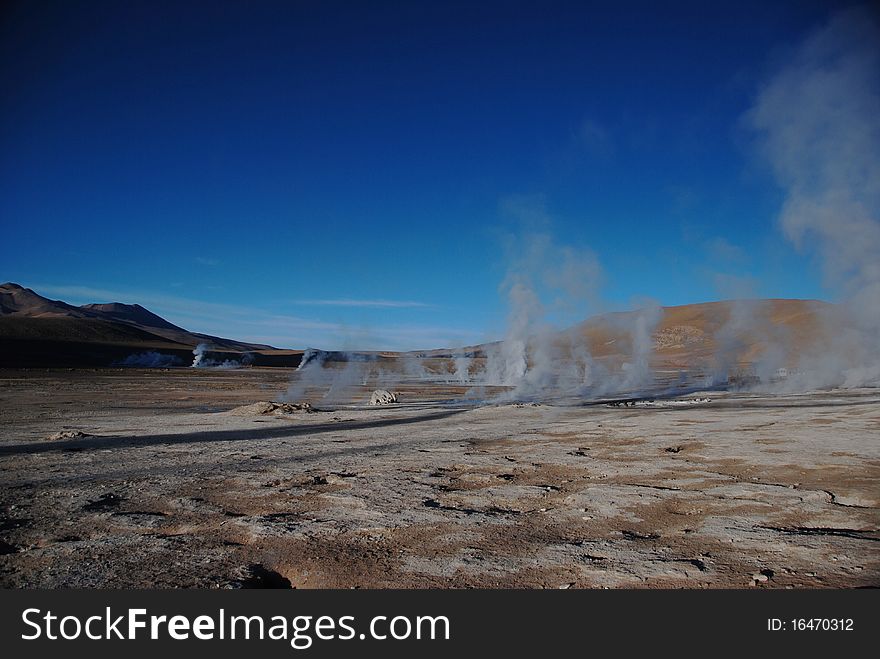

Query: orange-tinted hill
[571,298,833,375]
[416,299,836,380]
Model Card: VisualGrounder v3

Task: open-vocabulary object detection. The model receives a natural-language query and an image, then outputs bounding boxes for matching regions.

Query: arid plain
[1,367,877,589]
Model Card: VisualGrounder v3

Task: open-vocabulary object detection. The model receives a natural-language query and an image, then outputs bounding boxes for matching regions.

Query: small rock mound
[227,401,314,416]
[369,389,398,406]
[45,430,92,441]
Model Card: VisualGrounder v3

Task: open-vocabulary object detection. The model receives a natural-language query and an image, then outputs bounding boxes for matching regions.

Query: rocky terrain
[1,368,877,588]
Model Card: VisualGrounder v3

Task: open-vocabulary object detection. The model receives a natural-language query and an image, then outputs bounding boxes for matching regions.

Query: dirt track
[1,368,878,588]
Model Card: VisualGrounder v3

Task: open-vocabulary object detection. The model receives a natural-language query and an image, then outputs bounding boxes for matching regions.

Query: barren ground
[1,368,878,588]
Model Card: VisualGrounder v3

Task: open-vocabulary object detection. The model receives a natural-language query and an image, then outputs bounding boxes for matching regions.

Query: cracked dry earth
[0,369,878,588]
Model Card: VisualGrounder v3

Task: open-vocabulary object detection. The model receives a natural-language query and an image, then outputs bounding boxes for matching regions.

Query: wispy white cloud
[292,298,432,308]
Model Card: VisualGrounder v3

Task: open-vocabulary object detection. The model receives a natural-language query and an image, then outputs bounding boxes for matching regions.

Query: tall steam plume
[746,6,880,388]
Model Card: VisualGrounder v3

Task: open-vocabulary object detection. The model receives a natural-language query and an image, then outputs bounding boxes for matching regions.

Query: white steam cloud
[745,6,880,389]
[191,343,250,369]
[476,224,666,401]
[281,10,880,407]
[481,230,603,397]
[191,343,210,368]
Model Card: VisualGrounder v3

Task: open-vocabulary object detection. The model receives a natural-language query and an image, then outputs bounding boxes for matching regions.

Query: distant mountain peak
[0,282,81,317]
[80,302,186,332]
[0,282,277,355]
[0,283,184,332]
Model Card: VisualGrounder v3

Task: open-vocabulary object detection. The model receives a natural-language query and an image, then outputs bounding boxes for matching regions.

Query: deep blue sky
[0,0,854,349]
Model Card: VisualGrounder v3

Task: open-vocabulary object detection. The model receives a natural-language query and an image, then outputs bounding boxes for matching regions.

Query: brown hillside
[574,298,833,375]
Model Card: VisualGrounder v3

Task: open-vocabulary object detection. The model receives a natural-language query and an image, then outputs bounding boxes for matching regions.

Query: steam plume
[191,343,250,369]
[745,6,880,388]
[191,343,210,368]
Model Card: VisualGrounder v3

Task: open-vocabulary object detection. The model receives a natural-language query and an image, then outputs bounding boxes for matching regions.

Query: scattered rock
[45,430,92,441]
[751,569,774,585]
[621,529,660,541]
[369,390,398,405]
[227,401,314,416]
